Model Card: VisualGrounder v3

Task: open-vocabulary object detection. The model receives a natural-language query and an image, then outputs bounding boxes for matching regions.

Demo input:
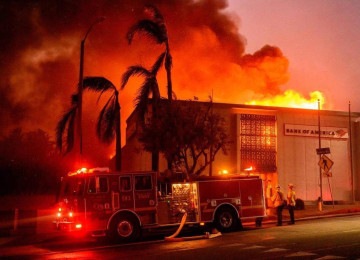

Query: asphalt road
[2,215,360,259]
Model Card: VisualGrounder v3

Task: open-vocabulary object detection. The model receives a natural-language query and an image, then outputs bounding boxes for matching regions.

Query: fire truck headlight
[57,212,62,218]
[69,212,73,218]
[75,224,82,229]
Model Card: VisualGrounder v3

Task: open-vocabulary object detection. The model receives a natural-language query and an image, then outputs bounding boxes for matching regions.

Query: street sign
[318,154,334,176]
[316,147,330,155]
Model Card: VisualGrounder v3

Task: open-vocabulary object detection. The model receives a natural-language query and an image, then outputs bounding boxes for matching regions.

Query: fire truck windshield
[61,177,85,198]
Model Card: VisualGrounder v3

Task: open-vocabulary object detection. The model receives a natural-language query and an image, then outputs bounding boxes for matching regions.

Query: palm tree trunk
[165,43,172,101]
[115,94,121,171]
[151,152,159,171]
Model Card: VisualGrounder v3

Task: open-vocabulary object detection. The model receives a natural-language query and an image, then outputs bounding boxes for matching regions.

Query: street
[2,215,360,259]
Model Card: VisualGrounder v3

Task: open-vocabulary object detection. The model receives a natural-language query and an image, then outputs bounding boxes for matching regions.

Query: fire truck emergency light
[68,167,110,176]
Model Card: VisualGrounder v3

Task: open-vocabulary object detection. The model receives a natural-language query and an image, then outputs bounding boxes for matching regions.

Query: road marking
[342,229,360,233]
[221,243,245,247]
[242,245,266,250]
[315,256,346,259]
[285,251,317,257]
[264,248,289,253]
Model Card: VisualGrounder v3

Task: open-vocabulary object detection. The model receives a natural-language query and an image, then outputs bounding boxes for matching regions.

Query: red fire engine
[54,167,266,242]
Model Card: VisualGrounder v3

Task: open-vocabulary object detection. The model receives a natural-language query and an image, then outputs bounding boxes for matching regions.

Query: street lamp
[78,17,105,155]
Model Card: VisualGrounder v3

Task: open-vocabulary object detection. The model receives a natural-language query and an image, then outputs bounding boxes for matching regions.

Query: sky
[1,0,359,164]
[229,0,360,110]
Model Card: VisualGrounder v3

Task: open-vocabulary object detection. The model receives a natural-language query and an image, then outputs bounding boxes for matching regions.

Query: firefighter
[287,183,296,224]
[271,185,285,226]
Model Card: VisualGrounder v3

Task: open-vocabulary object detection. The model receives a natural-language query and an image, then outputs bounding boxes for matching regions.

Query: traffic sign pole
[318,99,323,211]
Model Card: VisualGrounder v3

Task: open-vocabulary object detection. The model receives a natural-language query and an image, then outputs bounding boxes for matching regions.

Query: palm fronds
[56,100,77,154]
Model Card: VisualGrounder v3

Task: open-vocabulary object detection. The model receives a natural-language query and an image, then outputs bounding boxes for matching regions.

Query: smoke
[0,0,292,163]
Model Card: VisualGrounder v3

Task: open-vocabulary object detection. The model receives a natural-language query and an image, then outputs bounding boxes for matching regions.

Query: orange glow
[218,169,229,175]
[68,167,109,176]
[77,167,87,174]
[245,90,325,110]
[75,224,82,229]
[244,166,254,171]
[2,1,343,171]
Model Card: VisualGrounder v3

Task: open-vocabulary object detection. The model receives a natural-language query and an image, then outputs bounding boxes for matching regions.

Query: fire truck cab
[54,168,266,242]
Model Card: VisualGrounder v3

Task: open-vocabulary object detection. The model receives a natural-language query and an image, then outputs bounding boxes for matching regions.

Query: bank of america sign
[284,124,348,139]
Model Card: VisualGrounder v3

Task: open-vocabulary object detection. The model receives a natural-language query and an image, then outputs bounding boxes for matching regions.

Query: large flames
[245,90,325,110]
[0,0,334,165]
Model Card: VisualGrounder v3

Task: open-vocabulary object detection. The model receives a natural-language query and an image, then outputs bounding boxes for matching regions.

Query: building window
[135,175,152,190]
[240,114,277,172]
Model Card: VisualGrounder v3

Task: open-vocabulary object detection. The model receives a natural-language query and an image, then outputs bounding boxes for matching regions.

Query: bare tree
[139,100,231,177]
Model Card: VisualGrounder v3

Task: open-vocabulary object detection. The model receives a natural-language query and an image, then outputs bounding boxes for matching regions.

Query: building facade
[121,101,360,203]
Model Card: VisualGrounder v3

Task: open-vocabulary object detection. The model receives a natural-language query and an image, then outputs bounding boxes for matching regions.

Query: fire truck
[54,167,266,242]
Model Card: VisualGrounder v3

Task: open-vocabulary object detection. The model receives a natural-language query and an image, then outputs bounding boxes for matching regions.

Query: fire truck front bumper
[53,220,82,231]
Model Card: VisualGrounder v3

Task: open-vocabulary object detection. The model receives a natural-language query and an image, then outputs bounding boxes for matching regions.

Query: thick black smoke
[0,0,288,165]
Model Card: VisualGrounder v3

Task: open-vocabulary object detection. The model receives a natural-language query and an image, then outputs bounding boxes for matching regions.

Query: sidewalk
[259,203,360,225]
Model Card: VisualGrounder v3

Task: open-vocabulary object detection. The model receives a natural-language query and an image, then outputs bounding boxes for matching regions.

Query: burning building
[121,100,360,204]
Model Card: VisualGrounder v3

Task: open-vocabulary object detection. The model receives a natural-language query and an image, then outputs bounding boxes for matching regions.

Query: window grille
[240,114,277,172]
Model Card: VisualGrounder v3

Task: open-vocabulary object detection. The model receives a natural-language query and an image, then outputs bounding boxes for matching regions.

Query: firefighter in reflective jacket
[287,183,296,224]
[271,185,285,226]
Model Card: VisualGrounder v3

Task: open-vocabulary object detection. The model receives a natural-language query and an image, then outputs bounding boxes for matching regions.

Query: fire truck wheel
[109,213,140,242]
[214,207,239,232]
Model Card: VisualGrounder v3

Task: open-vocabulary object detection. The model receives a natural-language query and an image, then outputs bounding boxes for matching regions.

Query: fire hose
[164,212,221,242]
[164,212,187,240]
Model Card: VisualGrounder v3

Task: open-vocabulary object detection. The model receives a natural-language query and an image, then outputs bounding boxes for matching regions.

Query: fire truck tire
[109,213,140,242]
[214,206,240,232]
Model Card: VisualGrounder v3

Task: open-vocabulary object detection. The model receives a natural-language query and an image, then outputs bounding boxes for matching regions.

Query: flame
[1,1,335,167]
[245,90,325,110]
[244,166,254,171]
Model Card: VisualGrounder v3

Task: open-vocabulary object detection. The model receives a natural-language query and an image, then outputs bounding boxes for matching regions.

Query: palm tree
[126,4,173,101]
[121,55,163,171]
[56,94,78,154]
[56,77,122,171]
[82,77,121,171]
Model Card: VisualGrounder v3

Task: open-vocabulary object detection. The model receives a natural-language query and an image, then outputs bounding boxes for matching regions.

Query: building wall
[276,109,352,202]
[350,120,360,201]
[121,102,360,202]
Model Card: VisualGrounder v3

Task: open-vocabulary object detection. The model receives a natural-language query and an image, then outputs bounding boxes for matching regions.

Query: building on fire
[120,100,360,204]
